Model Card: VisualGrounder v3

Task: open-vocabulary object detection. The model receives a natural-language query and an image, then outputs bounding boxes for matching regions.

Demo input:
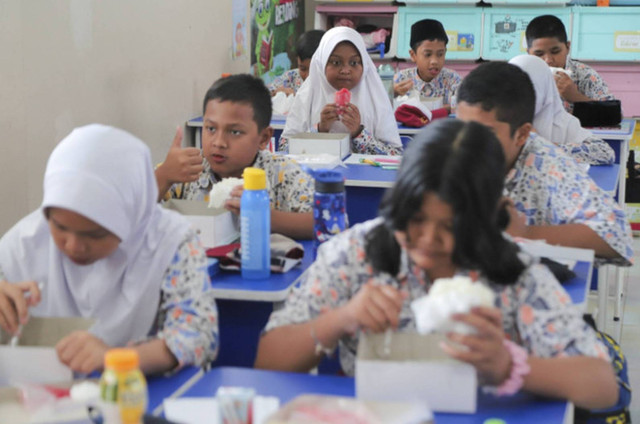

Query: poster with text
[250,0,304,85]
[232,0,248,60]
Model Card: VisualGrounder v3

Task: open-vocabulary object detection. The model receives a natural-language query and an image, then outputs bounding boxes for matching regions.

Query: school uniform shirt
[509,55,614,165]
[564,58,616,114]
[0,227,218,367]
[268,69,303,95]
[0,124,219,369]
[505,133,633,266]
[264,219,610,377]
[164,149,314,213]
[393,67,462,106]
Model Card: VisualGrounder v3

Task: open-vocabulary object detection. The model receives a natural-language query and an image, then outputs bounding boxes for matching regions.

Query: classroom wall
[0,1,250,234]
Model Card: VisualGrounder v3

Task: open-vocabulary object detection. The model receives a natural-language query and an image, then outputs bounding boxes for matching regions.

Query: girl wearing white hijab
[0,124,219,374]
[509,55,614,165]
[279,26,402,155]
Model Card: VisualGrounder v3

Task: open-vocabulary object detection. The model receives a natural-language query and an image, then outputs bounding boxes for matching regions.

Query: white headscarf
[282,26,401,147]
[0,124,190,346]
[509,55,593,144]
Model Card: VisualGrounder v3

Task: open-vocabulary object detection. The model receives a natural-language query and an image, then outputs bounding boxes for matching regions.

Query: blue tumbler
[313,170,347,257]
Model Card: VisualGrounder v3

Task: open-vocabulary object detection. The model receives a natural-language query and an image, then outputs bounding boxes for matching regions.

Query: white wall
[0,0,250,234]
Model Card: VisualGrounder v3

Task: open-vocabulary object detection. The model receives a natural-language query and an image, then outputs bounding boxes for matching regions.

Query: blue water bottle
[241,167,271,279]
[313,170,347,257]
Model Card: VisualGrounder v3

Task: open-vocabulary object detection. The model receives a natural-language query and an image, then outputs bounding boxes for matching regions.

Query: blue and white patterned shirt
[506,134,633,266]
[564,58,616,114]
[394,67,462,106]
[265,219,610,376]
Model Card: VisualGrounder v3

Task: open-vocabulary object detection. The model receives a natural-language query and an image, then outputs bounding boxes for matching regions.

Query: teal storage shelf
[482,7,571,60]
[571,6,640,61]
[402,1,477,4]
[486,0,569,4]
[397,6,483,60]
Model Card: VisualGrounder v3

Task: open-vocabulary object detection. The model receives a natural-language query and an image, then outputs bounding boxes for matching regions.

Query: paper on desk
[164,396,280,424]
[0,347,71,386]
[344,154,402,165]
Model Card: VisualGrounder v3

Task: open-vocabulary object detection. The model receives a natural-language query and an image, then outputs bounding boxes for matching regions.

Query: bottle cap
[243,167,267,190]
[104,348,139,371]
[221,73,232,78]
[315,169,344,193]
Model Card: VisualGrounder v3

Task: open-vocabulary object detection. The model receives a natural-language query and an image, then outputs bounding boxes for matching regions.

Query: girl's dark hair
[365,119,525,285]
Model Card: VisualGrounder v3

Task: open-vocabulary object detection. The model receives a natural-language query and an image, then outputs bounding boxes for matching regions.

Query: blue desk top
[146,366,203,414]
[564,260,591,305]
[206,240,314,301]
[180,366,569,424]
[587,164,620,194]
[340,162,618,194]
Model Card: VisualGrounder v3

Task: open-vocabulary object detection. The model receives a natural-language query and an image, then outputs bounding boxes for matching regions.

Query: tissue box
[288,132,350,160]
[0,317,94,385]
[355,332,477,413]
[164,199,239,248]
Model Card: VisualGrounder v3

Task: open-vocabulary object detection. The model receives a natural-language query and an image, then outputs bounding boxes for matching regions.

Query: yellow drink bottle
[100,348,148,424]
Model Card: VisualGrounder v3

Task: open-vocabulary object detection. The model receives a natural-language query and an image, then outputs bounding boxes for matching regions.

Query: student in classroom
[255,119,619,411]
[0,124,219,374]
[268,29,325,97]
[526,14,616,114]
[393,19,461,113]
[278,26,403,155]
[156,74,315,240]
[455,62,633,266]
[509,54,615,165]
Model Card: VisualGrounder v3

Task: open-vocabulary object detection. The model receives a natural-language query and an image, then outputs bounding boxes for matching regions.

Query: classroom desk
[207,240,314,369]
[339,162,620,225]
[147,366,205,415]
[174,366,571,424]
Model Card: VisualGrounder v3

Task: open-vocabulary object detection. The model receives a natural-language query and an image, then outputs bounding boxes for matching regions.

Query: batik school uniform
[509,55,614,166]
[393,67,461,106]
[564,58,616,114]
[0,124,219,369]
[268,69,304,95]
[280,27,403,156]
[264,219,610,376]
[164,149,314,213]
[505,133,633,266]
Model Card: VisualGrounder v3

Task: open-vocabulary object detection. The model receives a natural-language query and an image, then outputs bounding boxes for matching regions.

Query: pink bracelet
[486,339,531,396]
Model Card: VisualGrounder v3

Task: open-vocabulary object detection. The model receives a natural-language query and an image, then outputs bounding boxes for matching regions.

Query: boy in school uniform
[156,74,315,239]
[393,19,461,112]
[456,62,633,266]
[526,15,616,114]
[268,30,324,96]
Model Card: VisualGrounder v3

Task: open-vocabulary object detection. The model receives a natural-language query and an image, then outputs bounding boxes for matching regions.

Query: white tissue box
[164,199,239,248]
[288,132,350,160]
[356,332,477,413]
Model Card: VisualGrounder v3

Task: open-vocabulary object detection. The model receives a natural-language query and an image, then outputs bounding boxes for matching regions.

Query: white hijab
[0,124,190,346]
[282,26,401,147]
[509,55,593,144]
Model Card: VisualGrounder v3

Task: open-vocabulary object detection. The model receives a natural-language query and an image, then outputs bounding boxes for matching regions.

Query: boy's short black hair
[410,19,449,51]
[296,30,324,61]
[457,62,535,136]
[525,15,568,48]
[202,74,272,131]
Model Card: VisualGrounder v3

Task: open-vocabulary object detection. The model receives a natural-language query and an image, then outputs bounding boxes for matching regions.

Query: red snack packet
[334,88,351,114]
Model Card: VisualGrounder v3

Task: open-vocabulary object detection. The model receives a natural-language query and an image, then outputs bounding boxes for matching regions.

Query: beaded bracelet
[486,339,531,396]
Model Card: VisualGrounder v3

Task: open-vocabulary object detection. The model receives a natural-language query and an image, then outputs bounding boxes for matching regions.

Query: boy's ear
[258,126,274,150]
[514,122,532,147]
[409,49,417,63]
[565,40,571,53]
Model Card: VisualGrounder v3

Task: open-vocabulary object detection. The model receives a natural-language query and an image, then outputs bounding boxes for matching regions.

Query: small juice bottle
[100,348,148,424]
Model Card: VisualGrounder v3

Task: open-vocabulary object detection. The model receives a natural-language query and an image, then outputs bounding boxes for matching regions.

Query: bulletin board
[482,7,571,61]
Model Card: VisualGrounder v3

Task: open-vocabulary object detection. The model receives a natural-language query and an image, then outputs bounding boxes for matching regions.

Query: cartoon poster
[250,0,305,85]
[232,0,248,60]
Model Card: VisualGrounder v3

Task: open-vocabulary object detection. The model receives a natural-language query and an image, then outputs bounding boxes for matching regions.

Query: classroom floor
[595,235,640,421]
